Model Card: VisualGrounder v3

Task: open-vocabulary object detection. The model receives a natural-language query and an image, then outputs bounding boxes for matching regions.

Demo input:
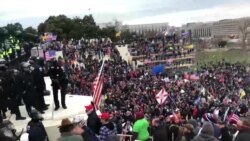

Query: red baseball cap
[99,112,110,120]
[85,104,94,111]
[135,112,144,119]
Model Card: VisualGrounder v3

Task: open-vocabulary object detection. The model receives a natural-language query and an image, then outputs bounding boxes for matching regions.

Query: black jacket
[87,111,102,135]
[220,127,232,141]
[151,123,169,141]
[81,126,100,141]
[48,63,68,87]
[32,67,46,90]
[27,120,49,141]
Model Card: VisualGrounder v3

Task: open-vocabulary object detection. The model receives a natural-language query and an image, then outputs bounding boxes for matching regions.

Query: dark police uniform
[2,71,26,120]
[48,60,68,110]
[31,64,47,113]
[0,77,6,122]
[21,69,38,115]
[27,110,49,141]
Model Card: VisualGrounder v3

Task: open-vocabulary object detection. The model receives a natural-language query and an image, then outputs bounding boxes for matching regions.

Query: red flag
[155,88,169,105]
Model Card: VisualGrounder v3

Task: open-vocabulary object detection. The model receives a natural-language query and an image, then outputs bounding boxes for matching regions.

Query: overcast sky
[0,0,250,28]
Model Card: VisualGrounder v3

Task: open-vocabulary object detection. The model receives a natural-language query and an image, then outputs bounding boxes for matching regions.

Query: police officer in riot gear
[26,109,49,141]
[48,59,68,111]
[21,62,39,115]
[0,61,8,122]
[29,58,48,113]
[0,64,8,123]
[2,69,26,120]
[0,75,6,122]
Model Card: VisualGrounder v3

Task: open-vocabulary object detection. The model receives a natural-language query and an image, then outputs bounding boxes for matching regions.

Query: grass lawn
[196,49,250,66]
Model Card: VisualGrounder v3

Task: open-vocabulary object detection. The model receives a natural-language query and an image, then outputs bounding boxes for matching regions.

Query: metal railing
[116,134,153,141]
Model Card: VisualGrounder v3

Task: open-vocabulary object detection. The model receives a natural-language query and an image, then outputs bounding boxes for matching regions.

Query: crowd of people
[128,37,194,60]
[0,34,250,141]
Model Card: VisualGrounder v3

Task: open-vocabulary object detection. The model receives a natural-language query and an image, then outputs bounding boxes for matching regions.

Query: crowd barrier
[116,134,154,141]
[130,53,195,61]
[143,55,195,65]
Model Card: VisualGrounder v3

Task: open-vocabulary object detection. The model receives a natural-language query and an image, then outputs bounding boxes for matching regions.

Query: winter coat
[220,127,232,141]
[27,120,49,141]
[99,122,117,141]
[81,126,100,141]
[87,111,102,135]
[192,134,218,141]
[192,122,218,141]
[184,132,195,141]
[151,123,169,141]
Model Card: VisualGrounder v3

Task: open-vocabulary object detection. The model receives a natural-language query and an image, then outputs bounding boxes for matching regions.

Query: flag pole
[223,107,230,122]
[168,94,178,108]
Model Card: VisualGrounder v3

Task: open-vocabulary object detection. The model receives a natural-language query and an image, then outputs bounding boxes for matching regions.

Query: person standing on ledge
[48,58,68,111]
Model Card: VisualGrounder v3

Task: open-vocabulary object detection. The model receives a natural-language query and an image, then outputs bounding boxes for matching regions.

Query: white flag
[155,88,169,104]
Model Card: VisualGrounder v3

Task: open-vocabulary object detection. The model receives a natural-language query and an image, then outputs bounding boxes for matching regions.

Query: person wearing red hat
[99,112,118,141]
[85,104,102,135]
[132,112,149,141]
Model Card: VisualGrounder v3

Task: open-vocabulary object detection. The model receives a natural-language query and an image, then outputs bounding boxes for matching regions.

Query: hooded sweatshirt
[192,122,218,141]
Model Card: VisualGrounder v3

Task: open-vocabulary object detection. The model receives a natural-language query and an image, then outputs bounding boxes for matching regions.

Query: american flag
[190,74,200,81]
[92,60,105,110]
[228,113,240,124]
[45,51,56,61]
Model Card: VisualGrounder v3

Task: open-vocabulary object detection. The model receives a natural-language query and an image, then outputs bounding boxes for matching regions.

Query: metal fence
[116,134,153,141]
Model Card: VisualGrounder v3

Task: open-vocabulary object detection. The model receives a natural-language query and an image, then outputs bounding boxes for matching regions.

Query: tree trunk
[242,36,247,49]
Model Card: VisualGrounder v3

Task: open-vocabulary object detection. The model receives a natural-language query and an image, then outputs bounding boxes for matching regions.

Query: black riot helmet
[29,109,44,121]
[37,57,45,67]
[0,59,7,72]
[52,59,58,67]
[12,69,20,76]
[20,62,31,72]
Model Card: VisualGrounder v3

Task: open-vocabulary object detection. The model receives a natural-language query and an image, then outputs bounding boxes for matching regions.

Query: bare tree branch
[238,18,250,48]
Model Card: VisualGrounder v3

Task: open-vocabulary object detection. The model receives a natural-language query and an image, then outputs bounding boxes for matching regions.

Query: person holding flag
[84,59,105,135]
[85,103,102,135]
